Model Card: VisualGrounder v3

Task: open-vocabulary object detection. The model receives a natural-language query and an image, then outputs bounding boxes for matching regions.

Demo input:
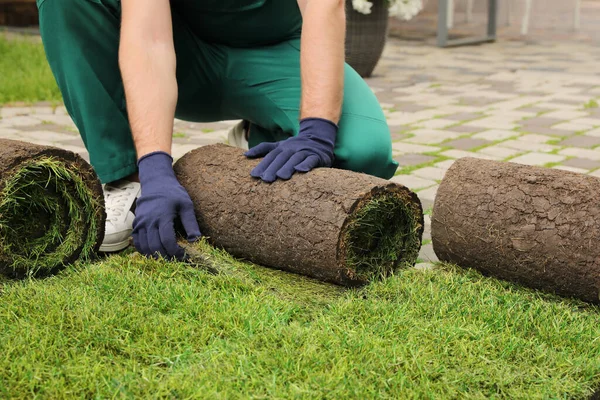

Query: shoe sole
[99,239,130,253]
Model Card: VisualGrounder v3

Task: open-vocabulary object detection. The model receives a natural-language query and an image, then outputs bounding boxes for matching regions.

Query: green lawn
[1,33,600,398]
[0,241,599,398]
[0,34,61,105]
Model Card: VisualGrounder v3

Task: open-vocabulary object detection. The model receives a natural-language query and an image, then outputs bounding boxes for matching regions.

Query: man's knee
[335,122,398,180]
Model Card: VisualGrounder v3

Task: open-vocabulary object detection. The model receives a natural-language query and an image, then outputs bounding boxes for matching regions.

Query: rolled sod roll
[174,144,424,286]
[432,157,600,303]
[0,139,105,277]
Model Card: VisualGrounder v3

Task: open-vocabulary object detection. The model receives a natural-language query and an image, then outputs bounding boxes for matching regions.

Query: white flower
[352,0,374,15]
[388,0,423,21]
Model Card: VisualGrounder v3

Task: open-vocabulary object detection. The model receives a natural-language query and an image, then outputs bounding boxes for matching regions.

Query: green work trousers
[37,0,398,183]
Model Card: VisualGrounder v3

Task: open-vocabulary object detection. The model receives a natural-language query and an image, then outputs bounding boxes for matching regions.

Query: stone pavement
[2,37,600,268]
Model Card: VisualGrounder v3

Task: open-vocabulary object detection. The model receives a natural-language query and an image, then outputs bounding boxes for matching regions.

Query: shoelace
[104,183,136,224]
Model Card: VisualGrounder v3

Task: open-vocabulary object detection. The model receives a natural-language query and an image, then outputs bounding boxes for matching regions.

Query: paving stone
[552,122,593,132]
[559,148,600,161]
[498,140,558,153]
[417,185,439,208]
[508,152,566,166]
[434,159,456,170]
[516,134,554,143]
[445,124,483,134]
[54,106,69,115]
[418,244,439,263]
[57,138,86,148]
[390,174,437,190]
[405,129,460,145]
[2,116,40,127]
[393,153,436,167]
[552,165,588,174]
[571,117,600,126]
[31,106,56,115]
[392,103,432,112]
[412,167,446,181]
[392,142,441,154]
[520,117,564,127]
[543,110,590,120]
[416,119,456,129]
[478,145,522,159]
[441,137,492,151]
[0,128,20,136]
[588,169,600,178]
[423,214,432,241]
[558,135,600,148]
[172,144,203,159]
[414,262,435,270]
[538,102,583,111]
[472,129,516,141]
[17,130,78,142]
[444,112,482,121]
[464,117,517,130]
[440,149,500,160]
[563,157,600,170]
[519,107,552,114]
[0,107,33,118]
[521,125,576,137]
[585,128,600,137]
[31,114,77,127]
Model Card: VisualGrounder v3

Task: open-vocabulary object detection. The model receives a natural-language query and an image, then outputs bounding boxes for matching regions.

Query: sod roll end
[0,139,105,277]
[174,144,423,285]
[432,157,600,303]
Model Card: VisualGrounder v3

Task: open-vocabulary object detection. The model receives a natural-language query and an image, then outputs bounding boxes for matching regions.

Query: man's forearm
[299,0,345,123]
[119,16,177,159]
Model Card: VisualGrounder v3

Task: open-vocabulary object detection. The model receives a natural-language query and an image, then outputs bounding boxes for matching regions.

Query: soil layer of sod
[432,157,600,303]
[174,144,424,285]
[0,139,105,277]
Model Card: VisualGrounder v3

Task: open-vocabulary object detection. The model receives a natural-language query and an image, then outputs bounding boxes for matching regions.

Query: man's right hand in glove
[132,151,201,260]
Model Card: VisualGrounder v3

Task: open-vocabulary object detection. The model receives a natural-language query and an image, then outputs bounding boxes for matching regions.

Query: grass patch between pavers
[0,35,61,105]
[0,249,599,398]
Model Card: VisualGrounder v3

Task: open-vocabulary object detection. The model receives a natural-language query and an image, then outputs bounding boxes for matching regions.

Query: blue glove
[132,151,201,260]
[244,117,337,183]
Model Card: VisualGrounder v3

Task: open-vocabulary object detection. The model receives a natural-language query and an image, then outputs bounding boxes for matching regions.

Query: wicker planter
[345,0,389,78]
[0,0,38,26]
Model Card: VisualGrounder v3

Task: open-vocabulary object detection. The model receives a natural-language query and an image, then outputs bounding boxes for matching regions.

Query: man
[37,0,398,259]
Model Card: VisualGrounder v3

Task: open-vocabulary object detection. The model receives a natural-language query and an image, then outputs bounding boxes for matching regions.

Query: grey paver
[445,124,484,134]
[520,117,564,127]
[412,167,446,181]
[441,138,492,151]
[472,129,516,141]
[443,112,482,121]
[394,153,436,167]
[478,145,522,159]
[509,152,566,166]
[559,135,600,148]
[563,157,600,170]
[418,244,439,263]
[553,165,588,174]
[559,147,600,160]
[390,174,437,190]
[522,126,576,137]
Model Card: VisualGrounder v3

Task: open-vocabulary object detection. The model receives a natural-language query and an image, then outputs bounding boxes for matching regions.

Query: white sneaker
[227,120,250,150]
[100,179,141,252]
